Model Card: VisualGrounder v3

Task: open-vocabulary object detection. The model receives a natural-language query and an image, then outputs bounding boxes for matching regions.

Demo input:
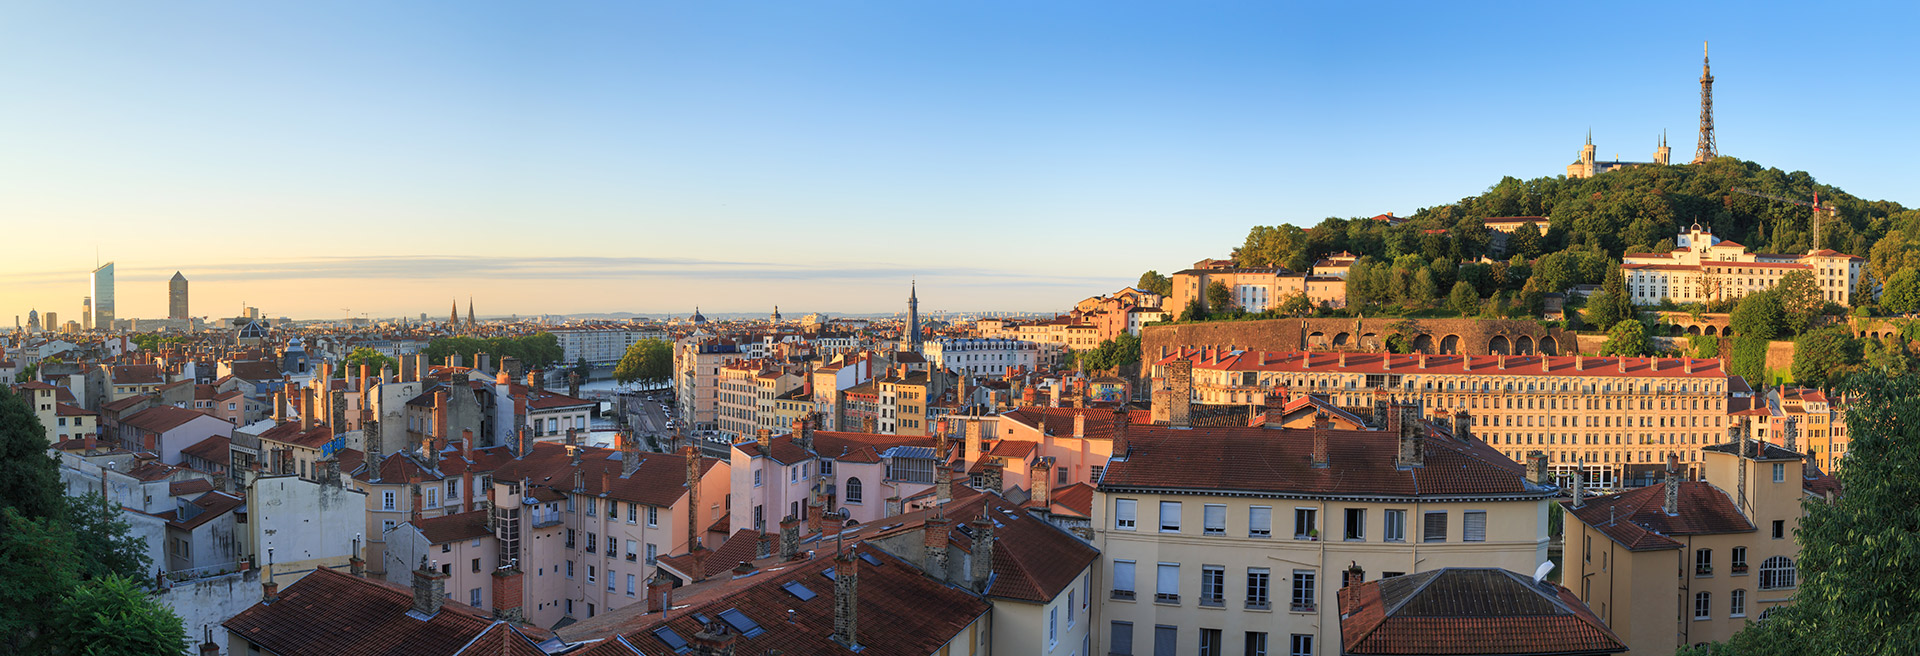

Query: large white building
[924,338,1040,378]
[1622,224,1864,307]
[551,326,668,365]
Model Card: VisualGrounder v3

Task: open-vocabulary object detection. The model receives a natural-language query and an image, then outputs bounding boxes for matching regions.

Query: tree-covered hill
[1217,157,1919,289]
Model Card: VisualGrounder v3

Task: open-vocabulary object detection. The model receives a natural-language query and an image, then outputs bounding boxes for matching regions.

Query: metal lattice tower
[1693,41,1717,164]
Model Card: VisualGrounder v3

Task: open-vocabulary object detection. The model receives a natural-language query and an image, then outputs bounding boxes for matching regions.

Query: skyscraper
[169,272,189,320]
[91,262,115,331]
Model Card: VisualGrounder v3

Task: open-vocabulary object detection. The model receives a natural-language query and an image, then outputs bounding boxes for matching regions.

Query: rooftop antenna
[1532,561,1555,584]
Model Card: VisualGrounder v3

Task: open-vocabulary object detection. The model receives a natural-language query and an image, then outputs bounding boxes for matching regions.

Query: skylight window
[782,581,818,601]
[718,609,767,638]
[822,567,836,581]
[859,553,883,567]
[651,627,690,653]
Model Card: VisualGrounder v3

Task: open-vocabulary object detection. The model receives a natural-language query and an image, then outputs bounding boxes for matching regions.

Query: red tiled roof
[1101,424,1545,499]
[222,567,550,656]
[170,479,214,497]
[1156,349,1728,380]
[124,461,183,482]
[101,394,156,414]
[566,542,990,656]
[490,442,721,508]
[181,435,232,463]
[353,445,515,484]
[737,430,937,466]
[1000,407,1130,441]
[109,364,163,385]
[526,389,595,411]
[55,403,96,417]
[1702,260,1812,270]
[258,421,336,449]
[120,405,220,434]
[165,491,244,531]
[1560,480,1753,551]
[225,360,281,381]
[1338,568,1625,655]
[1051,483,1095,518]
[415,509,492,545]
[657,529,765,581]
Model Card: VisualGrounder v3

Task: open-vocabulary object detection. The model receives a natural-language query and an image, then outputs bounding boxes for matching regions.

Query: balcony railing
[1291,601,1317,613]
[1154,593,1180,604]
[1246,599,1271,610]
[1199,596,1224,608]
[1111,589,1135,601]
[1731,564,1749,574]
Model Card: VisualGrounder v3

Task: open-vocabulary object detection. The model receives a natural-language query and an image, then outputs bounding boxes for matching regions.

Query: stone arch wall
[1138,317,1582,376]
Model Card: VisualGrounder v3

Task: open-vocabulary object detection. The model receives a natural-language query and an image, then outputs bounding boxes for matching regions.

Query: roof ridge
[1378,570,1445,618]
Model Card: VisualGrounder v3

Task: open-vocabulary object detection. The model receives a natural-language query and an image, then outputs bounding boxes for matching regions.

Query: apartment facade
[673,338,743,433]
[1562,439,1814,655]
[1095,412,1555,656]
[1152,348,1737,491]
[1622,224,1865,307]
[925,337,1041,378]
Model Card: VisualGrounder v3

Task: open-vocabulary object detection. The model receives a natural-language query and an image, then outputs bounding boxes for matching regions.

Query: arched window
[1760,556,1796,590]
[846,477,863,504]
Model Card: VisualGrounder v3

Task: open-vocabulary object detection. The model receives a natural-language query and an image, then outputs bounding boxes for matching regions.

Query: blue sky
[3,1,1914,320]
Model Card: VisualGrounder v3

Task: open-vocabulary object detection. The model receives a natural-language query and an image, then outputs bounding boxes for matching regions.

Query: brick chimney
[1664,454,1680,516]
[1344,562,1365,589]
[411,556,447,616]
[923,516,950,581]
[970,514,994,592]
[568,371,581,400]
[1394,405,1424,468]
[1111,406,1131,462]
[833,550,860,649]
[1526,451,1548,484]
[1571,458,1586,509]
[1167,359,1192,428]
[964,418,983,467]
[1029,456,1053,507]
[622,431,641,478]
[410,478,423,522]
[1311,412,1330,468]
[272,389,286,424]
[934,456,952,505]
[491,565,524,623]
[647,570,675,614]
[262,577,279,604]
[1618,356,1627,373]
[527,369,543,392]
[685,444,702,553]
[431,388,450,458]
[756,428,772,453]
[1451,410,1472,441]
[300,387,313,432]
[779,515,800,559]
[980,461,1005,496]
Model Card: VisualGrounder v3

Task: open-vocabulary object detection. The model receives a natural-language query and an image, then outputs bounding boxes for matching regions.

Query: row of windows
[1110,623,1310,656]
[1114,500,1485,543]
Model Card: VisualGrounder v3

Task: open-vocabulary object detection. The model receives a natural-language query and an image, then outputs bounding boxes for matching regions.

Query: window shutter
[1463,511,1487,542]
[1116,499,1136,527]
[1250,507,1272,536]
[1423,512,1448,542]
[1159,501,1181,531]
[1114,562,1135,592]
[1157,564,1178,594]
[1111,622,1134,655]
[1204,505,1226,532]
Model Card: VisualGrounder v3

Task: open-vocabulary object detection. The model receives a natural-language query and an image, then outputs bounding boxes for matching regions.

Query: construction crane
[1729,187,1838,252]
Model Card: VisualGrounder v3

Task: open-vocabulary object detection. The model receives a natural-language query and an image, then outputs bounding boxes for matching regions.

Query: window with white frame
[1730,589,1746,617]
[1760,556,1796,590]
[1290,570,1316,612]
[1156,563,1180,603]
[1203,504,1226,536]
[1694,592,1711,619]
[1159,501,1181,532]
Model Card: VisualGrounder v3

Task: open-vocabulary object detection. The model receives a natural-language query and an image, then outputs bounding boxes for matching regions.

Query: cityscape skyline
[5,2,1917,319]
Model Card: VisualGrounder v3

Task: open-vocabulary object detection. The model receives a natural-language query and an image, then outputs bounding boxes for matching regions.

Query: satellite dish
[1532,561,1555,584]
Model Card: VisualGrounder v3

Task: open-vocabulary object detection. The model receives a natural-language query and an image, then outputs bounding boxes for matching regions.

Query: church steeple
[450,299,459,328]
[467,297,475,326]
[907,281,922,354]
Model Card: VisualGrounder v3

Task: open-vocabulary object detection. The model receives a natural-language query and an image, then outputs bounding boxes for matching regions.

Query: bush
[1729,338,1771,386]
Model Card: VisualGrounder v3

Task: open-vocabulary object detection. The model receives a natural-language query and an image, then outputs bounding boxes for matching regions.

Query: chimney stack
[964,418,983,467]
[1073,413,1085,439]
[300,387,313,432]
[685,444,702,554]
[1497,355,1506,371]
[970,514,995,592]
[1344,562,1365,589]
[568,371,581,400]
[1451,410,1472,441]
[833,550,860,649]
[527,369,543,392]
[491,565,525,623]
[1526,451,1548,484]
[1111,406,1131,462]
[1168,359,1192,428]
[980,461,1005,496]
[1394,405,1424,468]
[779,515,800,559]
[756,428,772,453]
[923,516,950,581]
[273,390,286,424]
[1029,456,1053,507]
[411,556,447,616]
[647,570,675,614]
[622,431,641,478]
[1572,459,1586,509]
[1663,454,1680,516]
[1311,412,1330,468]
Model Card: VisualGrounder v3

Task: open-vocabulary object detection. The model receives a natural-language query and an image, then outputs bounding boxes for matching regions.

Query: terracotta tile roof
[225,360,281,381]
[1101,424,1545,499]
[258,421,336,449]
[165,491,245,531]
[15,380,59,391]
[1156,349,1728,380]
[564,542,989,656]
[108,364,163,385]
[120,405,219,434]
[55,403,97,417]
[985,440,1038,458]
[1000,407,1129,440]
[124,461,185,482]
[1051,483,1095,517]
[222,567,550,656]
[1802,464,1842,499]
[180,435,232,463]
[101,394,157,414]
[490,442,722,508]
[1700,440,1804,461]
[352,445,515,484]
[1338,568,1625,655]
[169,479,214,497]
[414,509,492,545]
[526,389,595,411]
[657,529,766,581]
[1560,481,1753,551]
[737,431,936,466]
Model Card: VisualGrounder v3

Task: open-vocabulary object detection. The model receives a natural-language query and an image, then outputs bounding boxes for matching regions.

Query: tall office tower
[169,272,189,319]
[92,262,116,331]
[82,297,91,331]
